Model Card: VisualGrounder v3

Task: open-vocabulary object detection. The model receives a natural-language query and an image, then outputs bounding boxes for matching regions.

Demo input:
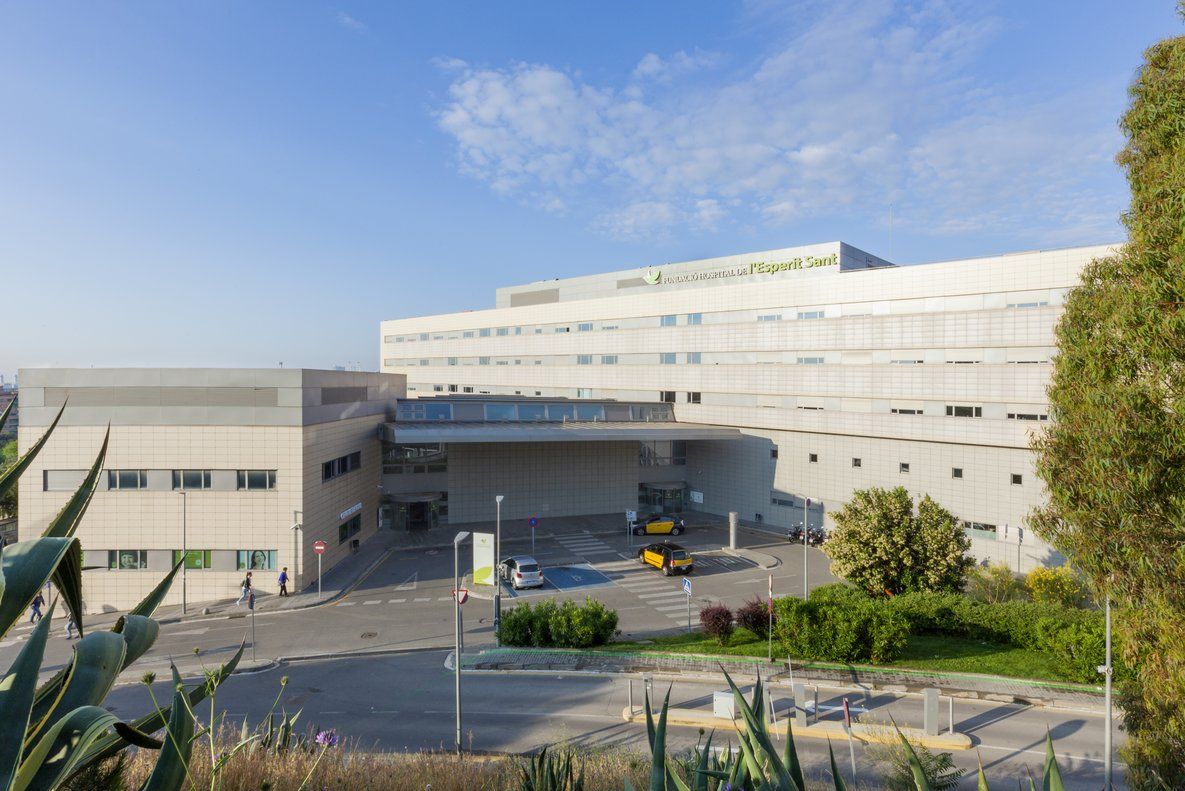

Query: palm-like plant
[639,667,1067,791]
[0,399,241,790]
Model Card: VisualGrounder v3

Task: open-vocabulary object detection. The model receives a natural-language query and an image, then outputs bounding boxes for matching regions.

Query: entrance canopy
[381,421,741,444]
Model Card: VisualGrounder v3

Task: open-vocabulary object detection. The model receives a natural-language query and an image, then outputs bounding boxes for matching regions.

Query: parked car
[631,513,686,536]
[498,555,545,589]
[637,542,694,576]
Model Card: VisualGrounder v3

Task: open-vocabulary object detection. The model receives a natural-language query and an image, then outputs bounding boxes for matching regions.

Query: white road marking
[338,602,356,607]
[363,600,381,605]
[654,604,691,612]
[414,598,431,603]
[388,599,407,604]
[395,572,418,591]
[169,627,210,636]
[437,597,453,601]
[637,591,686,600]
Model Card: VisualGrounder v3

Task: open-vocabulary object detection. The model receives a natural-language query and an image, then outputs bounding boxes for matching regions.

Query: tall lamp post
[290,511,302,590]
[177,491,187,614]
[802,497,811,600]
[453,530,471,755]
[493,494,504,647]
[1103,594,1113,791]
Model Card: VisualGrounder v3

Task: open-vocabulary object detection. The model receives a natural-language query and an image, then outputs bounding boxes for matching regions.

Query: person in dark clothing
[29,593,44,623]
[236,571,253,605]
[278,567,289,597]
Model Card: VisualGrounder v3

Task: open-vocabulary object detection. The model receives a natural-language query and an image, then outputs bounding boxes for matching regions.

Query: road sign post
[528,516,538,555]
[767,573,774,662]
[803,498,811,600]
[626,510,636,549]
[683,577,692,633]
[248,591,256,662]
[312,540,326,600]
[453,531,471,755]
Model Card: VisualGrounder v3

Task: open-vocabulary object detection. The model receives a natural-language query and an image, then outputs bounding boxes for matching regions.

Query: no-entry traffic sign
[312,540,327,555]
[453,588,469,605]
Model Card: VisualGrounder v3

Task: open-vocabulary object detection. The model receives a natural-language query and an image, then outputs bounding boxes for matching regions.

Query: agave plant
[639,668,1068,791]
[518,746,585,791]
[0,398,242,790]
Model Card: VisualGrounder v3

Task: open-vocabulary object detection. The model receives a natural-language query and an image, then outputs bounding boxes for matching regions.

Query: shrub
[1025,566,1086,608]
[498,597,618,648]
[965,562,1025,603]
[735,597,773,639]
[699,603,734,645]
[774,584,908,663]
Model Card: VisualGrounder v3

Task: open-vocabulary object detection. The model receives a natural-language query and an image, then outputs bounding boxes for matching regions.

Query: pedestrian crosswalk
[594,557,695,621]
[555,532,619,557]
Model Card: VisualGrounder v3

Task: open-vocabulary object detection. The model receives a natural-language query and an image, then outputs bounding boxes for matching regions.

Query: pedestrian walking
[29,593,44,623]
[236,571,253,605]
[65,618,76,640]
[278,567,289,597]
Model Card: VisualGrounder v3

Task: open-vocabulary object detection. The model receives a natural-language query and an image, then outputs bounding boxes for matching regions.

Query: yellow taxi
[637,542,694,576]
[631,514,686,536]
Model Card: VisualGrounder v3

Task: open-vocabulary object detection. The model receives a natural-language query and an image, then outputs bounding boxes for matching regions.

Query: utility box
[713,691,736,720]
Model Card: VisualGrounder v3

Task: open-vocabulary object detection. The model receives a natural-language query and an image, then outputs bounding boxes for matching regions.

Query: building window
[554,326,570,333]
[601,355,618,365]
[686,313,702,325]
[852,458,862,468]
[1007,301,1049,309]
[577,355,593,365]
[462,386,474,393]
[686,392,701,404]
[479,328,491,337]
[419,333,429,341]
[577,322,593,332]
[462,331,474,338]
[639,440,686,466]
[383,443,447,474]
[1008,412,1049,421]
[891,408,923,415]
[419,359,429,366]
[797,357,824,365]
[770,448,779,459]
[448,384,458,393]
[322,451,362,482]
[1011,473,1023,486]
[809,453,818,463]
[891,359,923,365]
[237,550,277,570]
[899,462,910,474]
[963,521,999,536]
[660,391,676,403]
[433,385,444,392]
[945,405,983,418]
[686,352,702,364]
[237,470,277,491]
[757,313,781,322]
[953,467,964,479]
[172,550,212,570]
[172,470,212,490]
[448,357,457,366]
[108,550,148,570]
[43,470,86,492]
[479,357,490,365]
[108,470,148,490]
[659,353,677,365]
[797,310,824,320]
[496,327,509,336]
[576,388,593,398]
[660,315,677,327]
[338,514,362,544]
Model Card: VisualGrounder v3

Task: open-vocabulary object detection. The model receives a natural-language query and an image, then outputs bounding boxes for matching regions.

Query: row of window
[322,452,362,482]
[783,449,1024,485]
[388,352,1052,368]
[105,549,278,571]
[91,469,277,492]
[384,294,1061,344]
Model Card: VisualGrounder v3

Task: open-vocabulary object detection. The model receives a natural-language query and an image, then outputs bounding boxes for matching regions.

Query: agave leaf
[976,752,990,791]
[732,726,766,787]
[27,631,127,749]
[50,539,85,636]
[0,404,64,502]
[72,641,247,773]
[113,722,163,750]
[895,727,933,791]
[1042,731,1064,791]
[129,560,183,619]
[40,427,108,540]
[644,686,656,751]
[0,398,13,436]
[827,740,848,791]
[0,538,80,642]
[0,604,55,787]
[140,664,196,791]
[724,671,795,791]
[112,615,161,671]
[691,730,713,791]
[649,688,670,791]
[784,718,805,791]
[13,705,125,791]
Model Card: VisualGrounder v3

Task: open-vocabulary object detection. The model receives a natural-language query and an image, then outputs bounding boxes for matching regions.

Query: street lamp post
[177,491,187,614]
[802,497,811,600]
[453,530,471,755]
[1104,595,1113,791]
[493,494,504,647]
[290,511,302,591]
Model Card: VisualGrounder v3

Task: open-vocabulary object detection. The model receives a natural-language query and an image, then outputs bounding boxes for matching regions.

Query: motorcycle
[786,524,804,543]
[806,527,827,547]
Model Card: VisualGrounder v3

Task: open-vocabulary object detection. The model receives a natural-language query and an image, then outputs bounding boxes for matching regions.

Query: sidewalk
[462,647,1106,712]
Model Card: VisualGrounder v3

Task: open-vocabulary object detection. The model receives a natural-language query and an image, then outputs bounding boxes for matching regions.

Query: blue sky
[1,1,1179,377]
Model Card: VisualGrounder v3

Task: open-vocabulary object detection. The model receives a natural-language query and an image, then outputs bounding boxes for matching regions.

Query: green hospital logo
[642,253,837,286]
[643,269,662,285]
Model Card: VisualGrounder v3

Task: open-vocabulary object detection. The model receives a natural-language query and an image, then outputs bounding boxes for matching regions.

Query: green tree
[966,561,1025,604]
[1031,12,1185,787]
[824,486,973,597]
[0,438,17,517]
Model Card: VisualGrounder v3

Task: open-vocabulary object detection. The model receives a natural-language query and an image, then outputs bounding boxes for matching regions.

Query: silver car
[498,555,545,590]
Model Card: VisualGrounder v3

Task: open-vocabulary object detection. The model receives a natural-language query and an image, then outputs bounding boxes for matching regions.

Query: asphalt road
[105,650,1125,790]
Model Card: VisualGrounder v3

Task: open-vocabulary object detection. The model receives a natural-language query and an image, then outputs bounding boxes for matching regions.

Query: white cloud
[335,11,365,31]
[433,0,1125,244]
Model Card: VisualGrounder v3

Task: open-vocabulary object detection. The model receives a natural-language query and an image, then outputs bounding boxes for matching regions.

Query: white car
[498,555,545,590]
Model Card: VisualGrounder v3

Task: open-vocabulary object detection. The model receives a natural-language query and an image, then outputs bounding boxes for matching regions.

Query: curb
[722,547,781,570]
[619,706,973,751]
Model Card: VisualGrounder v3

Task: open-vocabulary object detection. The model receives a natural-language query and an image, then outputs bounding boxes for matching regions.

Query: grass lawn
[605,628,1078,683]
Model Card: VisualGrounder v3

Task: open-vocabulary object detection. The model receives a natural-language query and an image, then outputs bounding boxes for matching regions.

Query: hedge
[498,597,619,648]
[773,584,908,663]
[887,590,1115,683]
